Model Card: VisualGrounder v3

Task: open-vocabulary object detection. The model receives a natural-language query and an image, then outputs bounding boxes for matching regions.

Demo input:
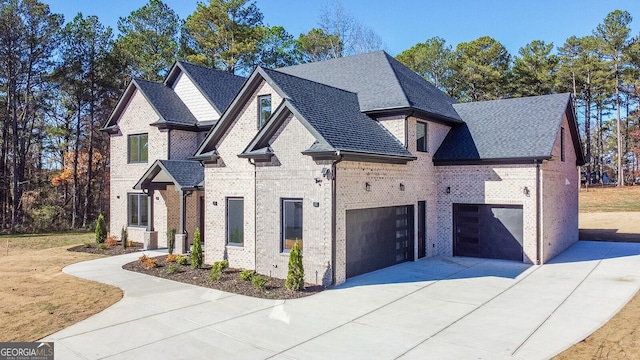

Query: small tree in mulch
[191,228,203,269]
[167,227,176,254]
[285,240,304,291]
[121,227,128,249]
[95,214,107,244]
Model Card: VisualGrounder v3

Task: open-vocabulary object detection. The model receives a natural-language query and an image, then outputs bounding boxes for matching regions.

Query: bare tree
[319,1,383,58]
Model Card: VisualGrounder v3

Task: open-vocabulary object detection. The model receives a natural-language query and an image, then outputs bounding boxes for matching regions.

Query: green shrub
[95,214,107,244]
[252,275,268,290]
[166,264,180,274]
[191,228,203,269]
[176,255,188,265]
[167,227,176,254]
[285,240,304,291]
[83,240,92,248]
[96,243,107,250]
[121,227,128,249]
[240,269,255,281]
[208,260,228,281]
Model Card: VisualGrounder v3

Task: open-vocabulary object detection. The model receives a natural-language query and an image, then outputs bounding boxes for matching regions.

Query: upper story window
[128,133,148,163]
[258,95,272,129]
[560,127,565,162]
[416,122,428,152]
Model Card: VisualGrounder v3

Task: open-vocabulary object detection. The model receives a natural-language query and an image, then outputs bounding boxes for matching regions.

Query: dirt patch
[0,240,122,342]
[68,241,143,255]
[579,212,640,242]
[122,255,324,300]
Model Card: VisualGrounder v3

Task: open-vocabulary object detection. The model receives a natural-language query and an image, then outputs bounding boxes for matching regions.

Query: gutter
[536,161,542,265]
[331,151,344,286]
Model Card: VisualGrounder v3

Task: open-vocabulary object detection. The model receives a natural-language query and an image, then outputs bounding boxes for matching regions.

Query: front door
[418,201,426,258]
[199,196,205,244]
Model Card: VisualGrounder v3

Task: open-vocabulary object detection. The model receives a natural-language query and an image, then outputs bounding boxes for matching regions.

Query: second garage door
[346,205,414,278]
[453,204,523,261]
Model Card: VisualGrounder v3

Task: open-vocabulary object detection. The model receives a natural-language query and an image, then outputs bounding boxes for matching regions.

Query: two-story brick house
[104,51,583,286]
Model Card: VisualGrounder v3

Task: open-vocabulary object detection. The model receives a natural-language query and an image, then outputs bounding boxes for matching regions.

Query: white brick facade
[172,72,219,122]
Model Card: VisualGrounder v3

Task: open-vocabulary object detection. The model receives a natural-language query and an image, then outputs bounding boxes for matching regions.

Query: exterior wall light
[399,183,405,191]
[446,186,451,194]
[523,186,530,196]
[365,182,371,191]
[212,201,218,206]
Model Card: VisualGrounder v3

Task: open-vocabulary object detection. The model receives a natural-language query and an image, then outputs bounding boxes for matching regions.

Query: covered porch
[133,160,205,254]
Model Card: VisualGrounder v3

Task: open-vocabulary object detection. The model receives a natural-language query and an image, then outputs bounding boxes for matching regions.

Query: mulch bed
[122,254,325,300]
[68,242,143,255]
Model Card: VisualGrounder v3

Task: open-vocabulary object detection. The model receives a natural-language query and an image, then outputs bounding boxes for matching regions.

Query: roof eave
[433,156,551,166]
[365,107,463,125]
[302,150,416,164]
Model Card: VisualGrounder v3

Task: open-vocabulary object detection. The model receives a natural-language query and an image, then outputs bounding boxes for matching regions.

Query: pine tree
[191,228,203,269]
[285,241,304,291]
[95,214,107,244]
[121,226,128,249]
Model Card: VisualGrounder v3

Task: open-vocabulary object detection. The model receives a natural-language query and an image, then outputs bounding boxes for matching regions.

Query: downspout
[248,159,257,271]
[167,129,172,159]
[536,161,542,265]
[331,150,344,285]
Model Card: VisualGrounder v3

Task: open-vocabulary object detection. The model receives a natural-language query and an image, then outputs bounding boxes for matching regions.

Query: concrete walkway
[45,241,640,360]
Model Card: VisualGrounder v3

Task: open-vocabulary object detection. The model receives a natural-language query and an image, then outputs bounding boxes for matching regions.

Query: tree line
[0,0,635,233]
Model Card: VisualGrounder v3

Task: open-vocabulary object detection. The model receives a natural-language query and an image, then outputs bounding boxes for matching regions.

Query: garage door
[453,204,523,261]
[346,205,414,278]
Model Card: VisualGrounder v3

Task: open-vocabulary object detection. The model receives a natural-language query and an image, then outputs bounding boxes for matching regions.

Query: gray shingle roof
[158,160,204,188]
[277,51,461,122]
[133,79,198,125]
[434,93,573,163]
[134,159,204,190]
[263,68,413,158]
[176,62,246,114]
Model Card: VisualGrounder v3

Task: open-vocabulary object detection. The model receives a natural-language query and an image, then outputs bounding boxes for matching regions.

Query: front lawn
[579,185,640,212]
[0,232,122,341]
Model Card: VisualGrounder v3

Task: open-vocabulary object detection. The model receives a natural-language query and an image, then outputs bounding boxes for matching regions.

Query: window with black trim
[227,197,244,246]
[560,127,565,162]
[258,95,272,129]
[128,133,148,163]
[128,193,148,227]
[282,198,303,252]
[416,122,428,152]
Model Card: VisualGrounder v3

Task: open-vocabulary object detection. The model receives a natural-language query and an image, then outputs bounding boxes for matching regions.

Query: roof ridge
[381,52,412,109]
[267,67,359,96]
[453,93,571,107]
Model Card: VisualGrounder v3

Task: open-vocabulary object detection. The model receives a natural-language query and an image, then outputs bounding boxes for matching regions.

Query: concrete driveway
[45,241,640,360]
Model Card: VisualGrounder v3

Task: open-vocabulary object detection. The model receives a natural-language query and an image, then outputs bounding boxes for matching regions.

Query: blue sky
[46,0,640,56]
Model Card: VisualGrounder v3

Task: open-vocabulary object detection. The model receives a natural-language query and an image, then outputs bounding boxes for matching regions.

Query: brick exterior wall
[204,81,284,270]
[171,72,219,122]
[541,113,579,262]
[333,118,451,284]
[109,89,169,243]
[378,115,406,146]
[435,165,538,263]
[254,115,333,286]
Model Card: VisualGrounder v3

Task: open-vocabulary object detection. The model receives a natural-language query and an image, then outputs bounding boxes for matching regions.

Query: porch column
[143,188,158,250]
[174,188,188,254]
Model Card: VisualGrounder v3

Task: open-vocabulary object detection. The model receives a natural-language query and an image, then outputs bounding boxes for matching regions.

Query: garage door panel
[454,204,523,261]
[346,205,414,278]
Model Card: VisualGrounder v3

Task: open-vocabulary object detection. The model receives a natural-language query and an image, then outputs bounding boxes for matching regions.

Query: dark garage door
[453,204,523,261]
[346,205,414,278]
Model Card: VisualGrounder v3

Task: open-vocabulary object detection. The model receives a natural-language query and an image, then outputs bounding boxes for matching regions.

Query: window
[258,95,272,129]
[416,122,428,152]
[227,197,244,246]
[282,199,303,252]
[128,134,148,163]
[560,127,565,162]
[128,193,148,227]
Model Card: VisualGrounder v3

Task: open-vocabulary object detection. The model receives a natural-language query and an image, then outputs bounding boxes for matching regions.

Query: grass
[0,232,122,342]
[579,185,640,212]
